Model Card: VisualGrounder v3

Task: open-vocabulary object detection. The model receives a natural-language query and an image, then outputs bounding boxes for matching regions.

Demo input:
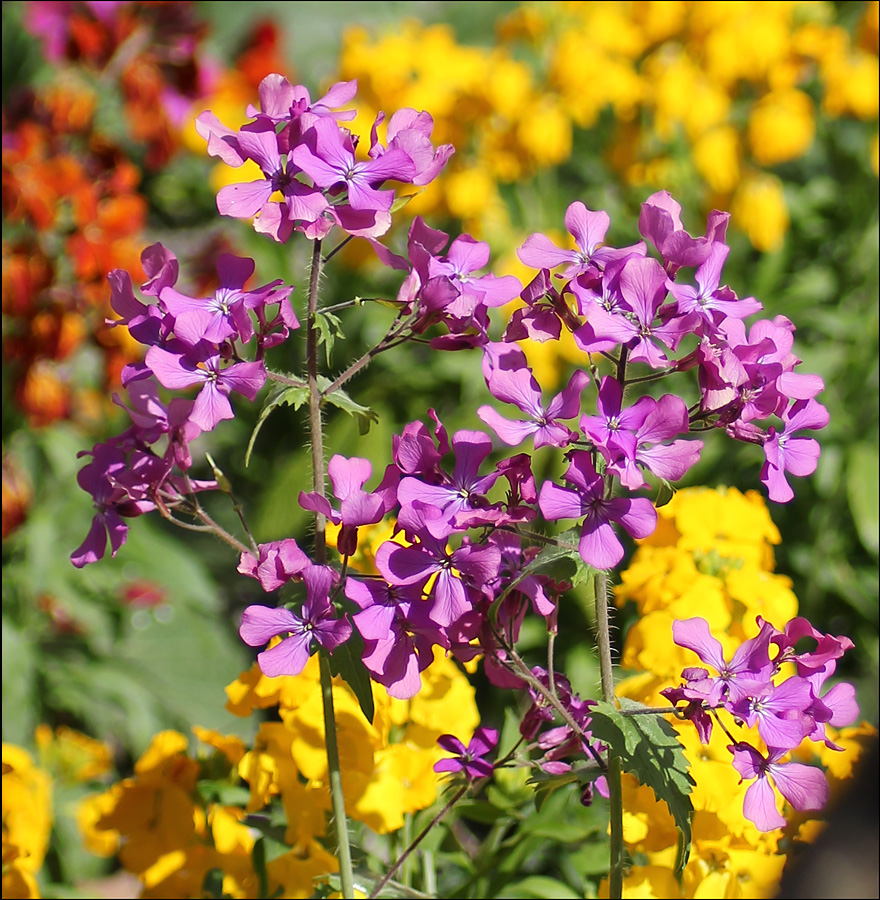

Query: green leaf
[245,381,309,466]
[327,635,375,725]
[497,876,581,899]
[390,189,425,213]
[655,479,676,509]
[201,869,226,899]
[318,376,379,435]
[315,311,344,365]
[846,443,879,555]
[587,699,694,877]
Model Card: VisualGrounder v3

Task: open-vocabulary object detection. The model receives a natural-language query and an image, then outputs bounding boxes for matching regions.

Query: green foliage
[588,701,695,876]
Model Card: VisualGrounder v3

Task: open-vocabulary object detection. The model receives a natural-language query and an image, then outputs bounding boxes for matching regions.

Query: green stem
[319,653,355,898]
[306,238,327,565]
[595,570,625,899]
[306,237,353,896]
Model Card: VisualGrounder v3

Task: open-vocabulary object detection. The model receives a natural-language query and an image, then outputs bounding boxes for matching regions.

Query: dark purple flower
[434,726,499,779]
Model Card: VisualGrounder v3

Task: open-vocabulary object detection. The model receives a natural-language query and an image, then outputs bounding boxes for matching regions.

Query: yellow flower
[34,724,112,783]
[692,126,741,194]
[77,790,120,857]
[1,744,52,879]
[191,726,247,767]
[731,172,790,252]
[266,840,338,899]
[749,89,816,165]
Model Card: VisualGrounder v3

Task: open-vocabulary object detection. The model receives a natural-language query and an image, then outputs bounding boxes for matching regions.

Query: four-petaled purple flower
[239,565,352,677]
[434,726,499,780]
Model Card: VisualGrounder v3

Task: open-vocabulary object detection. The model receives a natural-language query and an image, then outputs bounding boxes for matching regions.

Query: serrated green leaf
[588,699,694,877]
[315,311,344,365]
[327,635,375,725]
[245,381,309,466]
[317,376,379,435]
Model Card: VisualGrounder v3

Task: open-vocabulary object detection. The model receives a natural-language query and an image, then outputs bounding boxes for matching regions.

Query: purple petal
[240,605,302,647]
[257,632,312,677]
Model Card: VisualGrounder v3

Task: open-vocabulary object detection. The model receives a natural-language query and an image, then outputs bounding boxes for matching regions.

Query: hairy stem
[306,238,353,897]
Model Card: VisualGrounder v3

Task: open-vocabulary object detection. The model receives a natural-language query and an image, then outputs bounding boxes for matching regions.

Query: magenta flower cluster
[664,616,858,830]
[70,75,854,835]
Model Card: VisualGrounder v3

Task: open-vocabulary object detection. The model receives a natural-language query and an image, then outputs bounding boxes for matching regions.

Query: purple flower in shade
[434,726,499,779]
[503,269,570,344]
[237,539,311,593]
[397,428,502,538]
[537,451,657,570]
[730,742,829,832]
[518,201,645,279]
[70,443,149,568]
[572,255,692,369]
[239,565,351,677]
[292,116,416,214]
[144,344,266,432]
[665,242,762,336]
[668,617,775,708]
[425,234,522,321]
[760,399,829,503]
[159,254,292,347]
[638,190,730,274]
[345,577,443,700]
[477,342,588,450]
[112,380,200,471]
[299,455,399,556]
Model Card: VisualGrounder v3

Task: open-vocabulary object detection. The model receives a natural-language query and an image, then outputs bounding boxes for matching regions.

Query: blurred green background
[2,2,878,884]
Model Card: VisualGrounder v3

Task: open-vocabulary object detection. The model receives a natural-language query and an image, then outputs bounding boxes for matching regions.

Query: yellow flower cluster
[605,486,875,898]
[2,725,113,900]
[336,1,879,253]
[72,569,479,899]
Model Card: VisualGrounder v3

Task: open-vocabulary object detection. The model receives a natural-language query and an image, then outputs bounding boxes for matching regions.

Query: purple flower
[397,428,501,538]
[669,617,775,707]
[638,191,729,273]
[237,539,311,593]
[145,344,266,432]
[573,255,691,369]
[518,201,644,278]
[478,342,588,449]
[760,399,829,503]
[160,254,292,346]
[731,742,829,832]
[299,455,398,556]
[292,116,416,213]
[239,565,351,677]
[537,451,657,569]
[433,726,499,779]
[665,242,762,335]
[345,577,441,700]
